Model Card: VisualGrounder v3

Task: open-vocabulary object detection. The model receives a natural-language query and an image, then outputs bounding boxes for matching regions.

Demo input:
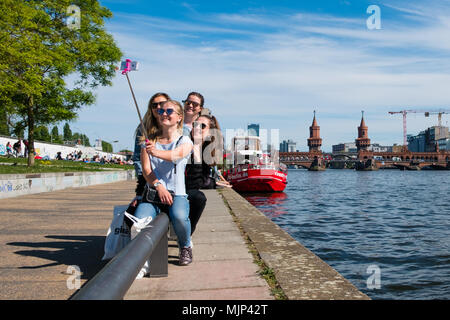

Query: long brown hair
[196,114,223,165]
[136,92,171,142]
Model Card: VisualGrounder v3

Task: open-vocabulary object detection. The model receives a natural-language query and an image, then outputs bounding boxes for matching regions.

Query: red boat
[225,136,287,193]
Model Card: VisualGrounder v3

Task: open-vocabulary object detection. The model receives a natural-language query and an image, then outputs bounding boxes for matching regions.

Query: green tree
[81,134,91,147]
[63,123,72,142]
[0,108,9,136]
[102,141,113,153]
[51,126,63,144]
[0,0,122,166]
[34,125,51,142]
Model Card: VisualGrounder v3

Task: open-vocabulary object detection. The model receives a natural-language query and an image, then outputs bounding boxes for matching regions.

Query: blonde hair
[140,100,184,143]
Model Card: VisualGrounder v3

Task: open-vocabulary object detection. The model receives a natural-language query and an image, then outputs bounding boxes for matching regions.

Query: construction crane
[388,109,450,147]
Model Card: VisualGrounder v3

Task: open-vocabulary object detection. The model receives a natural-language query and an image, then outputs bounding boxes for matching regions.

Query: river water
[243,169,450,300]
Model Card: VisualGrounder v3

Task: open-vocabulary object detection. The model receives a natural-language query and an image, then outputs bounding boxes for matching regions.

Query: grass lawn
[0,156,134,174]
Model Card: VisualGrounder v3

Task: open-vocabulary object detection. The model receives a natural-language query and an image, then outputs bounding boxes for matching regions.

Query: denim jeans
[134,195,191,248]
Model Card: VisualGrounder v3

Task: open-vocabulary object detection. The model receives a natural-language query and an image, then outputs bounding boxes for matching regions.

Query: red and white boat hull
[226,168,287,192]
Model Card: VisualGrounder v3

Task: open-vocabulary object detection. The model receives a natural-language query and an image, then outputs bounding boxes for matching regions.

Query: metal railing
[71,212,169,300]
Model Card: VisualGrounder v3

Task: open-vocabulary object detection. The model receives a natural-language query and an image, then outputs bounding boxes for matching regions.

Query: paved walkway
[0,181,136,299]
[124,189,272,300]
[0,181,272,300]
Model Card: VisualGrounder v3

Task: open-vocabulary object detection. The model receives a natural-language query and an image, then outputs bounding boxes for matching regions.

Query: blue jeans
[134,195,191,248]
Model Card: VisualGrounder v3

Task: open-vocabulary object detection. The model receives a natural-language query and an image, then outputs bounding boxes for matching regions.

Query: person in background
[23,139,29,157]
[13,139,21,157]
[215,168,232,188]
[135,100,194,275]
[182,92,210,136]
[185,114,224,234]
[6,142,12,157]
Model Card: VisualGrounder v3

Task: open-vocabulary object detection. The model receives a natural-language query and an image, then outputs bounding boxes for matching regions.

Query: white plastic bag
[102,205,132,260]
[124,212,153,279]
[128,214,153,240]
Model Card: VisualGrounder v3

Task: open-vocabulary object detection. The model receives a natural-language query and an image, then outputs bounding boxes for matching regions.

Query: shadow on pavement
[7,235,108,280]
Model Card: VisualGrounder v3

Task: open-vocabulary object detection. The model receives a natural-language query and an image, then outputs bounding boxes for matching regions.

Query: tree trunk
[27,95,35,167]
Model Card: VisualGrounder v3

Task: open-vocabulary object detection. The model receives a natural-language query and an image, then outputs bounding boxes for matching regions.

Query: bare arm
[140,146,157,185]
[140,146,174,205]
[146,141,193,162]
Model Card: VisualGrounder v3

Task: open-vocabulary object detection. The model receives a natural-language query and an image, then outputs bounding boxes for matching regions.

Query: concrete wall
[0,135,126,161]
[0,170,135,199]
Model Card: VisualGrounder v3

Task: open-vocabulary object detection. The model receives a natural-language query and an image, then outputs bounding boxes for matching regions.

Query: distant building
[368,143,392,152]
[408,126,449,152]
[355,111,371,152]
[280,139,297,152]
[391,144,403,153]
[407,132,426,152]
[94,138,103,151]
[332,142,357,153]
[247,123,260,137]
[437,138,450,151]
[307,111,322,152]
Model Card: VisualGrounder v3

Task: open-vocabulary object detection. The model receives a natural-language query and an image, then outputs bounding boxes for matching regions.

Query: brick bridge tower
[355,111,371,152]
[307,110,322,152]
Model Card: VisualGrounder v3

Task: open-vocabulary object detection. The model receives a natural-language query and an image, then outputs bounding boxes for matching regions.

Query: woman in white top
[134,100,194,267]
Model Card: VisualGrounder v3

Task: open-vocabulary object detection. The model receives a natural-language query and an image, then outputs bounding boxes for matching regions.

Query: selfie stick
[121,59,149,141]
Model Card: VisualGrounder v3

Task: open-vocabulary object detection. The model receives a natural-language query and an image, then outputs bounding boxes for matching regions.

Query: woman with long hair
[186,114,224,234]
[182,91,205,136]
[134,100,194,273]
[132,93,170,198]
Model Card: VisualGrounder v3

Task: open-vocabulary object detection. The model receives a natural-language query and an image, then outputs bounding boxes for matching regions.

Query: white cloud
[73,4,450,152]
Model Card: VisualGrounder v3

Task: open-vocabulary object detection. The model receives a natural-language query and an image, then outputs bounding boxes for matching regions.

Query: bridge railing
[71,212,169,300]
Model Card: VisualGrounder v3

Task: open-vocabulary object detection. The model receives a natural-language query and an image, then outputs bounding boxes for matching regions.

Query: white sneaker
[135,269,146,279]
[135,260,151,279]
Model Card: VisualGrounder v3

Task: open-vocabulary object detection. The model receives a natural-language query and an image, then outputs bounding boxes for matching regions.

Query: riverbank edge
[219,188,370,300]
[0,170,135,199]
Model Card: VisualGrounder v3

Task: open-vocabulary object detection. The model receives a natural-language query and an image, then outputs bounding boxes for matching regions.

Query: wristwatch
[153,181,162,188]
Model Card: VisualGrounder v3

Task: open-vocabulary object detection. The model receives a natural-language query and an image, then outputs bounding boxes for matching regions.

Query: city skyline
[66,0,450,152]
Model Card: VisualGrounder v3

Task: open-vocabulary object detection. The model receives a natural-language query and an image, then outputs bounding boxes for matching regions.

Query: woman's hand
[156,184,173,206]
[145,140,157,156]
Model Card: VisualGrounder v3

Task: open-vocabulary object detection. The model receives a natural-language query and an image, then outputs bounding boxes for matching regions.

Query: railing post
[71,212,169,300]
[149,227,168,278]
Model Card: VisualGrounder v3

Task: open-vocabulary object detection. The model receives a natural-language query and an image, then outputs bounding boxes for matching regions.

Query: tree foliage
[0,0,122,165]
[0,108,9,136]
[102,140,113,153]
[51,125,63,144]
[34,125,51,142]
[63,122,72,141]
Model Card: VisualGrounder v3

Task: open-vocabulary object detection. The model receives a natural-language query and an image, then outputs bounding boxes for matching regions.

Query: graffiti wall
[0,170,135,199]
[0,135,125,161]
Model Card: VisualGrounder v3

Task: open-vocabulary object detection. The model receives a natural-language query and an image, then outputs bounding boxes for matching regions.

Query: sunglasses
[150,101,167,109]
[157,108,176,116]
[183,100,201,108]
[193,122,208,130]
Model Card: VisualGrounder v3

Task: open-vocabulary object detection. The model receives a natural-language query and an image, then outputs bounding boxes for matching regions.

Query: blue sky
[70,0,450,152]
